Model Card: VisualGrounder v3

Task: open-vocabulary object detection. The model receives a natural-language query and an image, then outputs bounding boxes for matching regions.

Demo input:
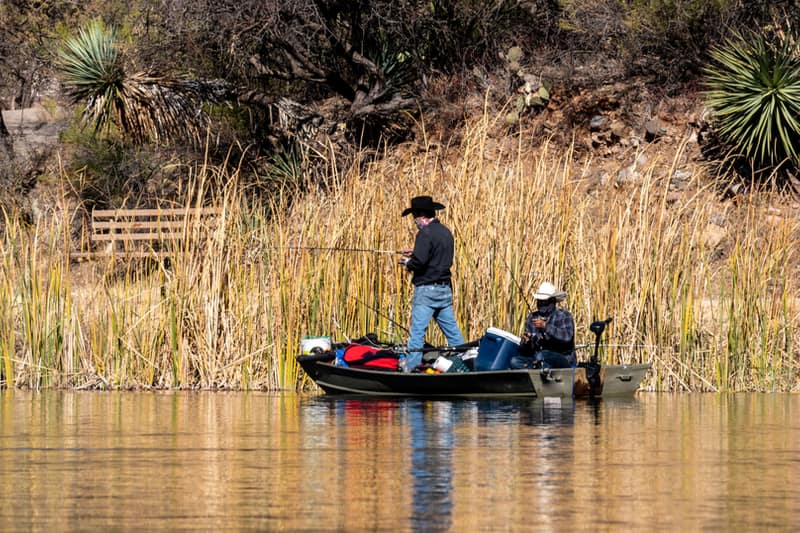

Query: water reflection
[314,397,578,532]
[582,395,645,425]
[407,401,453,532]
[2,392,798,531]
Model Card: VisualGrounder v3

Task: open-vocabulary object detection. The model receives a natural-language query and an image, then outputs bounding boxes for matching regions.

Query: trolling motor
[586,317,613,396]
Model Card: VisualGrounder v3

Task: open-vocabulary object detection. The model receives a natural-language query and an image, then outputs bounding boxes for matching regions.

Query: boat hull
[297,356,650,398]
[535,364,652,397]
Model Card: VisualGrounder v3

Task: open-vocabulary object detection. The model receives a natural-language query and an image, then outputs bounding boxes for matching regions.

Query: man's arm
[542,310,574,344]
[405,231,432,272]
[520,312,543,354]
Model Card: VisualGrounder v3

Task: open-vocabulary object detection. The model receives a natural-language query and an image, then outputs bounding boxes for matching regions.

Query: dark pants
[509,350,573,370]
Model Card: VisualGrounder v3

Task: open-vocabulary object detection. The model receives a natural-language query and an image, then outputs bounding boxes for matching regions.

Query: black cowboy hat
[401,195,446,217]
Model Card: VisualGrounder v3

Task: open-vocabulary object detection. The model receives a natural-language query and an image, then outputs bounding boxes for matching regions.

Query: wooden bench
[70,207,223,260]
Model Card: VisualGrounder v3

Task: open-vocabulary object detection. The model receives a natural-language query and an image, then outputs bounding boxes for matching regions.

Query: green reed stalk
[15,227,70,389]
[0,211,18,387]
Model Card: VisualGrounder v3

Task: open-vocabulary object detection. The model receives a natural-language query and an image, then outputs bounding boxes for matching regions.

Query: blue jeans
[406,284,465,371]
[509,350,574,370]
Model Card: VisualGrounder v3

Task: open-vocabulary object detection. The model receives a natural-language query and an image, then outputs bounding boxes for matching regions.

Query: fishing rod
[278,245,402,254]
[575,343,663,350]
[331,311,352,344]
[349,294,411,335]
[500,253,534,313]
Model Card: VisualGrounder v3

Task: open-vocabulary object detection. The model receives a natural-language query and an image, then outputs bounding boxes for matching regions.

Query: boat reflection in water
[322,397,576,532]
[6,392,795,531]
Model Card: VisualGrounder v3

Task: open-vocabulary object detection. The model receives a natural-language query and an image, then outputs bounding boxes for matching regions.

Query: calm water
[0,391,798,532]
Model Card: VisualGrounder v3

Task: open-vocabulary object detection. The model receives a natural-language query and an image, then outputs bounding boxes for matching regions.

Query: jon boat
[297,318,651,398]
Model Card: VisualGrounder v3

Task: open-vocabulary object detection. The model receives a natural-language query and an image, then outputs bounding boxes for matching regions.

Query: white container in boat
[433,356,453,372]
[301,336,331,354]
[461,347,479,361]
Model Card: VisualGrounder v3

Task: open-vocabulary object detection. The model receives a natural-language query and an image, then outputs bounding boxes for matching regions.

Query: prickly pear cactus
[501,46,550,124]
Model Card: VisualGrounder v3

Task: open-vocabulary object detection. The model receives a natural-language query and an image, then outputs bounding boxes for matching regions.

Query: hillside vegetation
[0,1,799,391]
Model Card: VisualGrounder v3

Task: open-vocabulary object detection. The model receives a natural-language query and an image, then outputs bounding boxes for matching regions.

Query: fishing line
[278,245,401,254]
[348,294,411,335]
[331,311,351,344]
[500,253,534,313]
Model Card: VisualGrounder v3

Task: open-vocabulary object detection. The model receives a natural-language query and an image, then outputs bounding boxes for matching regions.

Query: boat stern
[573,363,651,396]
[529,363,652,398]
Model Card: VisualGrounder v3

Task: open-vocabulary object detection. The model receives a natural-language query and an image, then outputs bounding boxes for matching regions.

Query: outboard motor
[586,317,613,396]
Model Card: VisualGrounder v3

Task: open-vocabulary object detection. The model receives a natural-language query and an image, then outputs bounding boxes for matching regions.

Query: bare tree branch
[149,0,545,143]
[349,94,417,119]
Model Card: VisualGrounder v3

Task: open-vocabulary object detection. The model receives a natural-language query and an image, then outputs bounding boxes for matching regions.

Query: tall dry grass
[1,116,798,391]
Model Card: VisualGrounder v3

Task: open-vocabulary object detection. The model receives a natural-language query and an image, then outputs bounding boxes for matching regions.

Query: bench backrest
[66,207,223,259]
[90,207,223,243]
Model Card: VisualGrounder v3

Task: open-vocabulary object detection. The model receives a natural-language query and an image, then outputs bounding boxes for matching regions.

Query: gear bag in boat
[342,344,400,370]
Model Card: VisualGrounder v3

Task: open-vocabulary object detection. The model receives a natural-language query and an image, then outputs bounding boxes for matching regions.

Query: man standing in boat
[398,195,466,372]
[510,281,576,369]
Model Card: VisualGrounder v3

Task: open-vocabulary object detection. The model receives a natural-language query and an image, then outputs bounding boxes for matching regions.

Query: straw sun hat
[533,282,566,302]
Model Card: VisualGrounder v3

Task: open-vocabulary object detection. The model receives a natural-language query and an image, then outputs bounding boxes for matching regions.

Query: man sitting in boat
[510,282,576,369]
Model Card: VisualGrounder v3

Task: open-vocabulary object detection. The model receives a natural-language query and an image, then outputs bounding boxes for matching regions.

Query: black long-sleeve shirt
[404,219,455,286]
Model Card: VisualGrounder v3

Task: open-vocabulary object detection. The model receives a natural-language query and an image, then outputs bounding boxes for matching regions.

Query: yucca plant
[704,29,800,171]
[57,20,234,145]
[266,144,306,187]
